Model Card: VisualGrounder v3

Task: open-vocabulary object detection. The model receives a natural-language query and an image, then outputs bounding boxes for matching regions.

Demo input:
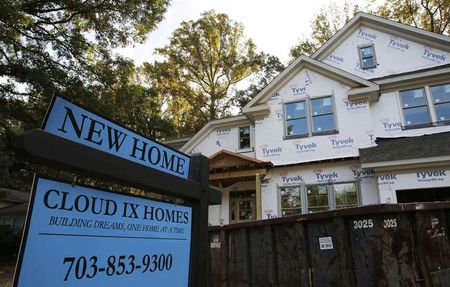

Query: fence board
[273,222,309,287]
[208,203,450,287]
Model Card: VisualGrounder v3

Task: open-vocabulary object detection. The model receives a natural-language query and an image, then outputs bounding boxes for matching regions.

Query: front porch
[208,150,272,225]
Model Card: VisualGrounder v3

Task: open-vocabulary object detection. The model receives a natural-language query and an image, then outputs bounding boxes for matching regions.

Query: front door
[229,191,256,224]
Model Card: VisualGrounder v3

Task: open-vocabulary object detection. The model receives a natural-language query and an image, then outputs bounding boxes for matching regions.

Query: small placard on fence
[319,236,334,250]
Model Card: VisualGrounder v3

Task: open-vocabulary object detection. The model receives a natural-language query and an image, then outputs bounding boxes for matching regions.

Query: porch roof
[208,150,272,186]
[359,132,450,171]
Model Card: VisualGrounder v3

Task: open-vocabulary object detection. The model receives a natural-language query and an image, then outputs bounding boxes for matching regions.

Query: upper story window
[311,97,335,133]
[358,44,376,69]
[399,88,431,126]
[286,101,308,136]
[430,83,450,123]
[398,83,450,128]
[285,96,336,138]
[239,126,251,149]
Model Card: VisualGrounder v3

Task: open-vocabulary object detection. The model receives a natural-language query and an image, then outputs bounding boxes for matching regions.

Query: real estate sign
[14,177,192,287]
[42,96,191,179]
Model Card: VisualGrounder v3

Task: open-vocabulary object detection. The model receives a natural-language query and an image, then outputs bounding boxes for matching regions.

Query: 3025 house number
[383,218,398,228]
[353,219,374,229]
[352,218,398,230]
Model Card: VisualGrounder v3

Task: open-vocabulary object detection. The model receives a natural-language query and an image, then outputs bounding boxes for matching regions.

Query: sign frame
[14,175,194,287]
[14,95,216,287]
[42,95,191,179]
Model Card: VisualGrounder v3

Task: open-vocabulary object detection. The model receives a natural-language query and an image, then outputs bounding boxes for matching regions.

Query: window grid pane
[403,106,430,125]
[285,97,336,137]
[435,102,450,121]
[311,97,333,116]
[238,200,254,220]
[431,84,450,122]
[311,97,334,133]
[286,101,306,119]
[399,88,430,126]
[359,45,376,68]
[287,118,308,135]
[307,185,329,213]
[312,114,335,133]
[360,46,373,57]
[286,101,308,136]
[334,183,359,209]
[362,57,374,67]
[431,83,450,104]
[239,126,251,149]
[280,187,302,217]
[399,88,428,108]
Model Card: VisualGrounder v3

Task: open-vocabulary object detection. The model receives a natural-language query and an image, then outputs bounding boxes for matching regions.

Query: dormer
[312,12,450,80]
[242,56,379,118]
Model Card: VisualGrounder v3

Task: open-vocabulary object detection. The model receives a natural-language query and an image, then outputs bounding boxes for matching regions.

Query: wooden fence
[208,203,450,287]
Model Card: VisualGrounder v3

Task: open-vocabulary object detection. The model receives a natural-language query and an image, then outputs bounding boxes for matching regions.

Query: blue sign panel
[43,96,191,179]
[15,177,192,287]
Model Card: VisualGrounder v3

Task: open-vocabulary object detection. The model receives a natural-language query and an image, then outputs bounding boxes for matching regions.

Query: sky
[116,0,376,65]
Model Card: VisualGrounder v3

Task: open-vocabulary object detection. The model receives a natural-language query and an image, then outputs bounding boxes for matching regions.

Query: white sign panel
[14,177,192,287]
[319,237,334,250]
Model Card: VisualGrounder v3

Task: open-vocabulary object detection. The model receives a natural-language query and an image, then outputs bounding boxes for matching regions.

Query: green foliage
[290,1,360,59]
[233,53,285,109]
[372,0,450,35]
[146,10,261,136]
[289,0,449,61]
[0,0,171,191]
[0,0,170,101]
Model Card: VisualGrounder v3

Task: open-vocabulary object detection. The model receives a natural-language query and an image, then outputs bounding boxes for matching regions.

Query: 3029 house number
[353,219,374,229]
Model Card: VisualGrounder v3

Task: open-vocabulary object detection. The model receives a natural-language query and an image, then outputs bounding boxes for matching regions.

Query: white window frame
[332,181,361,210]
[279,185,304,217]
[279,181,360,216]
[238,125,252,150]
[430,83,450,125]
[309,95,337,135]
[284,99,309,138]
[397,82,450,129]
[284,95,338,139]
[398,87,432,129]
[358,44,377,70]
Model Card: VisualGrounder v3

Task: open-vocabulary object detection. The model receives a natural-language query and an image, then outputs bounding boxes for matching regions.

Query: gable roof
[312,12,450,61]
[209,150,272,170]
[242,56,379,115]
[180,115,251,153]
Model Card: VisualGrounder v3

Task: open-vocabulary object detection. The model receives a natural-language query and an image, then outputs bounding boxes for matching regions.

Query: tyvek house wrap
[255,68,374,166]
[186,14,450,226]
[259,161,379,220]
[371,90,450,138]
[189,124,254,157]
[322,26,449,79]
[378,169,450,204]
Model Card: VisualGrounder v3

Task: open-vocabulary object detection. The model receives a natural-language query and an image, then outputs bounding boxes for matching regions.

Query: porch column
[256,172,262,220]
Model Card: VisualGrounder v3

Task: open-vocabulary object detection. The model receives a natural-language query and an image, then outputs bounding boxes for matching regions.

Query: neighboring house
[0,188,29,230]
[175,12,450,226]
